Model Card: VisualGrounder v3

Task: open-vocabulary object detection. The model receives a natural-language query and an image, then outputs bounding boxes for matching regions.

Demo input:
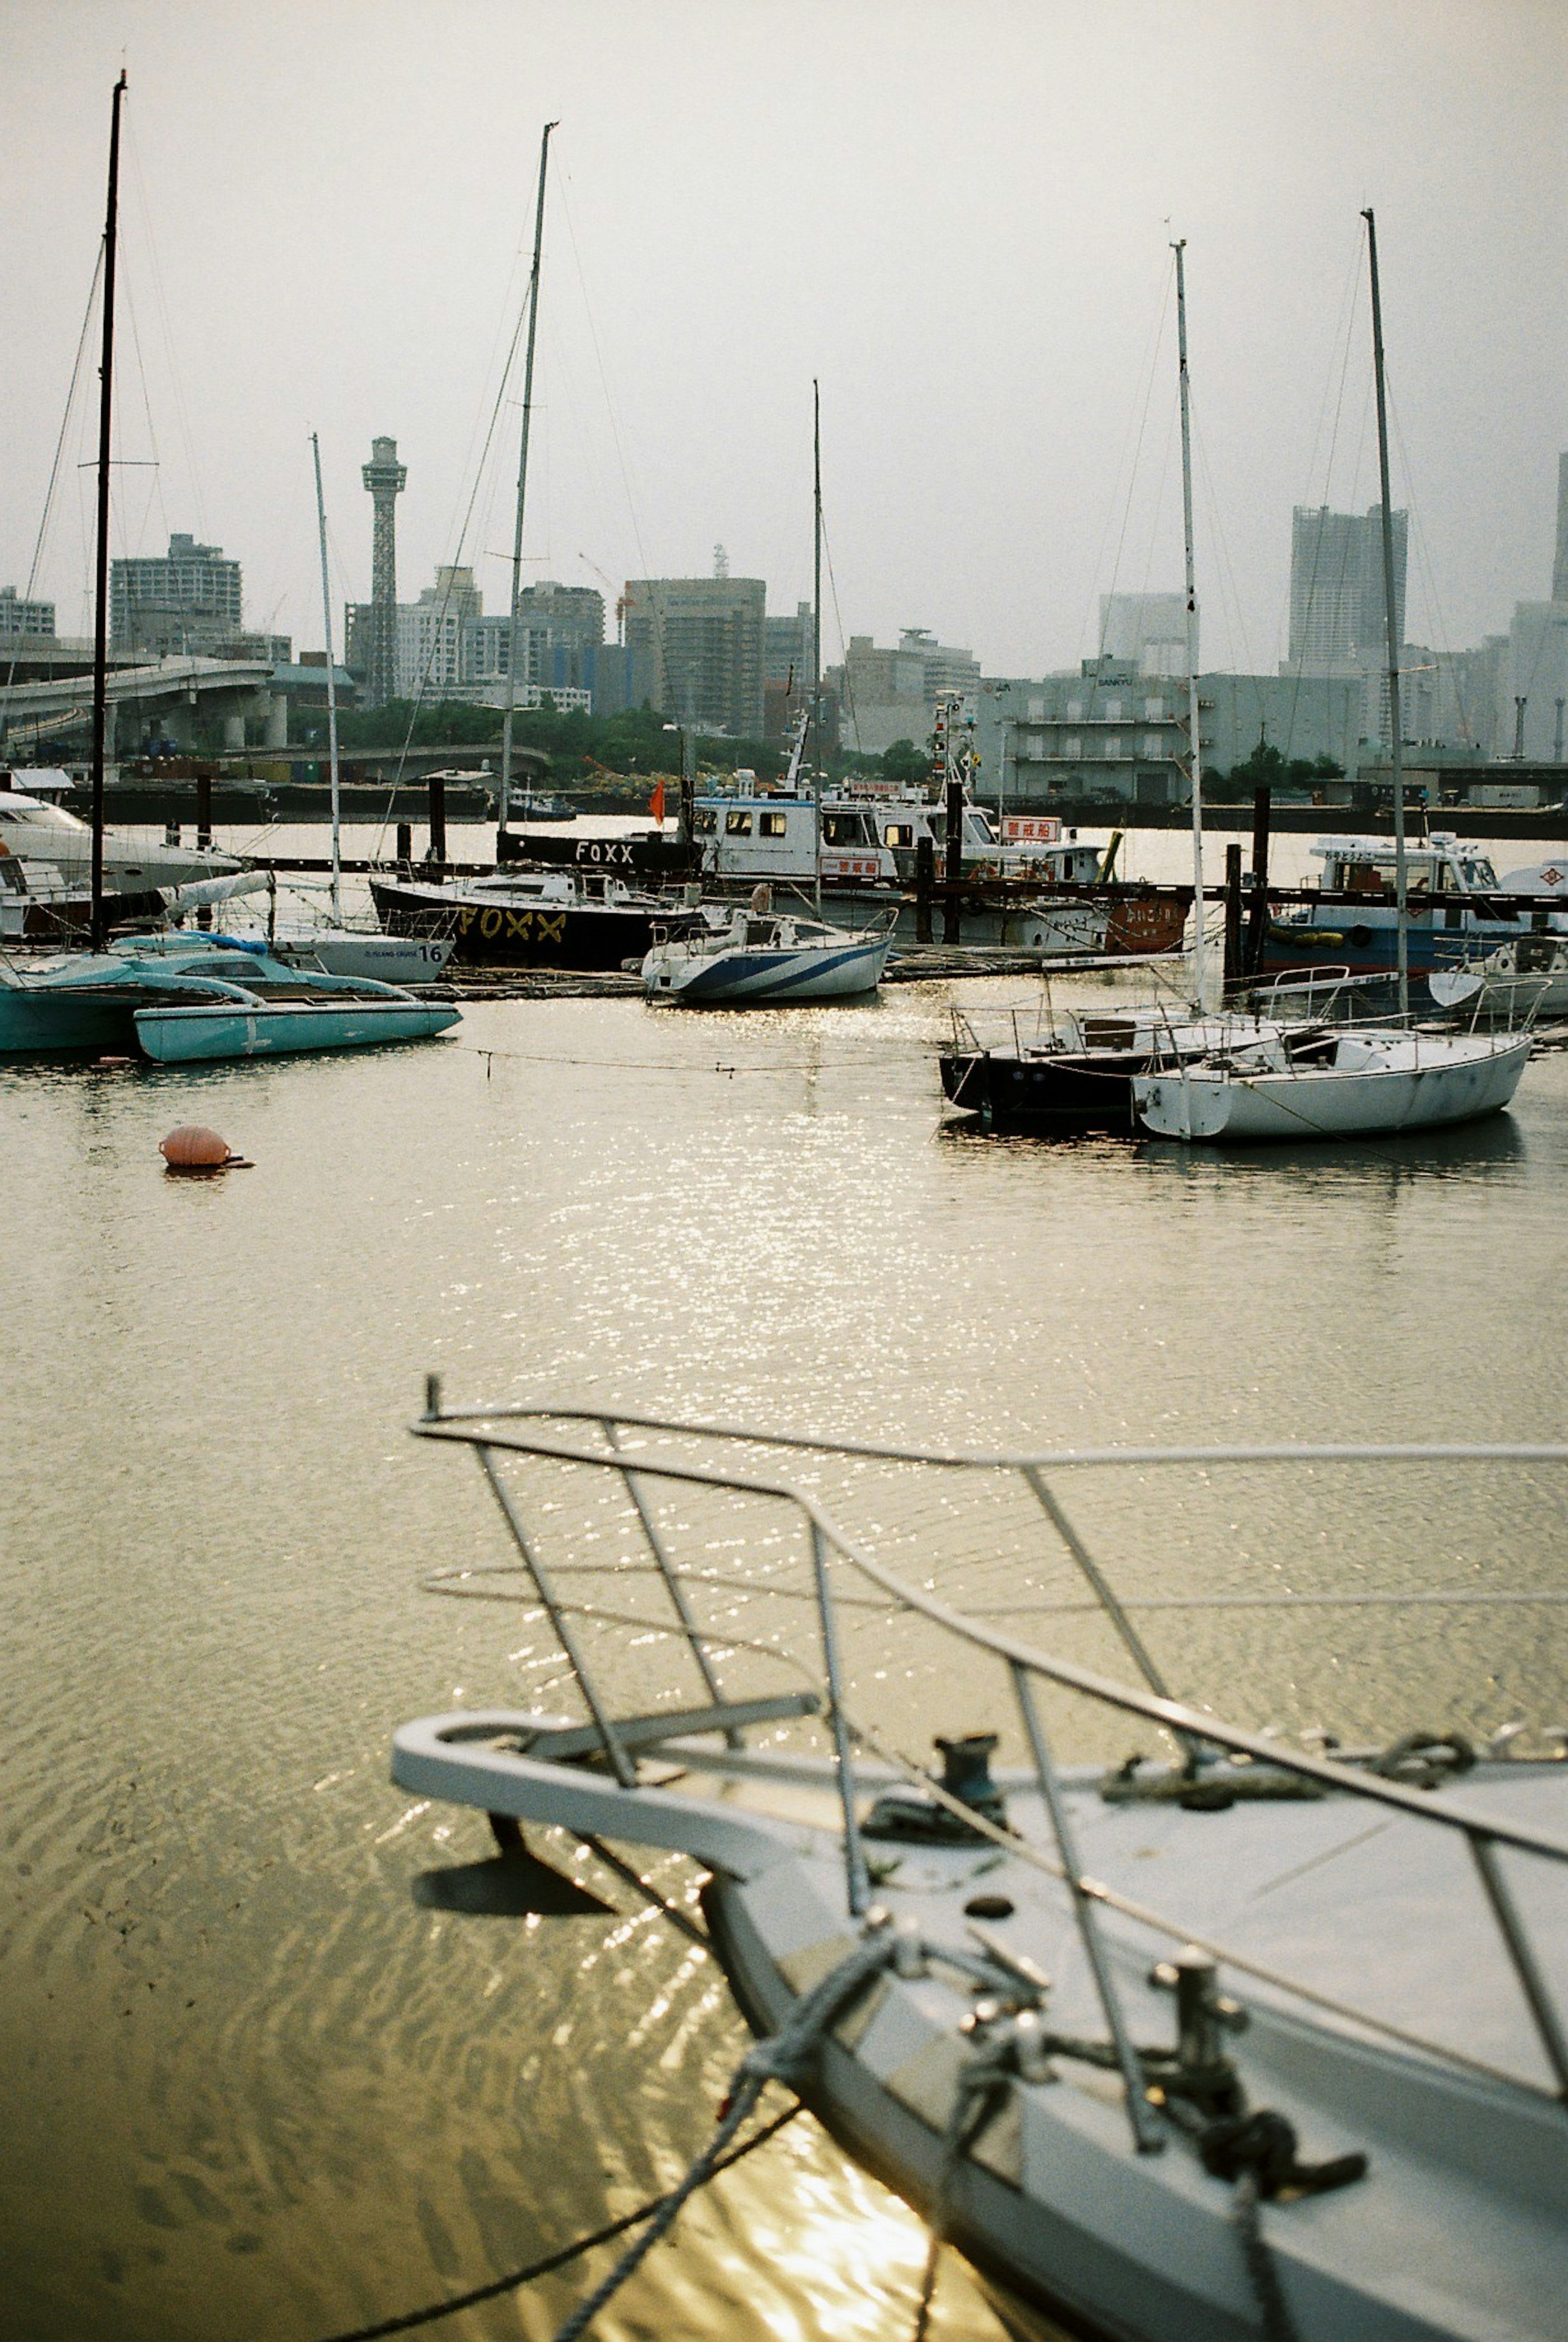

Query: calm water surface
[4,950,1568,2340]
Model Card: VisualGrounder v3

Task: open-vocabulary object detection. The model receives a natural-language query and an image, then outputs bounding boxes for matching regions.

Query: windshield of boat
[0,798,89,831]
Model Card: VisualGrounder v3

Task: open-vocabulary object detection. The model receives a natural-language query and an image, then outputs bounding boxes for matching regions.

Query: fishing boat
[128,942,459,1062]
[370,866,707,971]
[1133,1023,1531,1143]
[643,890,896,1005]
[392,1394,1568,2342]
[1261,836,1563,980]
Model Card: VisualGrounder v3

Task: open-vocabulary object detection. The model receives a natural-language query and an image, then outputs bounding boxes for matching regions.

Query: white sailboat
[1134,212,1532,1144]
[394,1393,1568,2342]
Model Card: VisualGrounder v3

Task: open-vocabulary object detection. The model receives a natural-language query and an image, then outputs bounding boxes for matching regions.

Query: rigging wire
[1,244,103,720]
[1081,259,1173,674]
[123,116,209,542]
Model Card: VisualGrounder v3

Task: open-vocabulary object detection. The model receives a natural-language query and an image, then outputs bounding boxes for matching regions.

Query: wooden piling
[396,820,412,867]
[428,769,447,866]
[195,774,212,849]
[915,834,934,943]
[1223,842,1244,995]
[943,775,964,945]
[1245,785,1272,975]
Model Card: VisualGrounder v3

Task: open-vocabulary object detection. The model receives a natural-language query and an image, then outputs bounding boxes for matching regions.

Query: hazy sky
[5,0,1568,679]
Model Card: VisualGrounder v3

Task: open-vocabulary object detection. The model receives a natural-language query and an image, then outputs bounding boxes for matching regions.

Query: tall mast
[1363,206,1409,1018]
[499,120,557,842]
[89,71,127,955]
[311,432,343,924]
[1173,238,1206,1009]
[812,378,823,914]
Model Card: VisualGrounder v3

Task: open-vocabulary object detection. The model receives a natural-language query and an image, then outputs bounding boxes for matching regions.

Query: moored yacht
[370,866,710,971]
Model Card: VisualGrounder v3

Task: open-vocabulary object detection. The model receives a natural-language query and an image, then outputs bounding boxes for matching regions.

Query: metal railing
[414,1386,1568,2146]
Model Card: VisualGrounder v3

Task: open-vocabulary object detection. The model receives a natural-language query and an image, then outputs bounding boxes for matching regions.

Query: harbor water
[5,829,1568,2340]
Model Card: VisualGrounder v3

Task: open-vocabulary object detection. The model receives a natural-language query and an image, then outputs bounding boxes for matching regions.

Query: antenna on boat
[1363,207,1410,1020]
[89,70,127,957]
[499,120,557,850]
[812,377,823,916]
[1172,238,1206,1011]
[310,432,343,925]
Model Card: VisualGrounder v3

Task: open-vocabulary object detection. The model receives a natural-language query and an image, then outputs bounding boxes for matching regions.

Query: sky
[4,0,1568,680]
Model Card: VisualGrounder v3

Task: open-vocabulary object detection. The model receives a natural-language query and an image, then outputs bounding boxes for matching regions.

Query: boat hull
[1134,1034,1531,1142]
[133,999,460,1062]
[371,880,682,971]
[0,983,141,1054]
[940,1049,1140,1128]
[648,936,891,1005]
[267,932,455,984]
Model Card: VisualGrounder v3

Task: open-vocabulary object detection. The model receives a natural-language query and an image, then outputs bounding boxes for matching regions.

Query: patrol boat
[393,1393,1568,2342]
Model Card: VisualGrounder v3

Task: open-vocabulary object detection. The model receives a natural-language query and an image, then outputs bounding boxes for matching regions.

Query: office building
[1098,592,1191,677]
[110,533,244,657]
[0,586,56,637]
[1286,504,1407,672]
[624,575,766,737]
[824,628,981,757]
[976,660,1363,809]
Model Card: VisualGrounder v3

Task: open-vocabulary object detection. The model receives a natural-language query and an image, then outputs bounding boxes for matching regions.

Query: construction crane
[578,554,626,644]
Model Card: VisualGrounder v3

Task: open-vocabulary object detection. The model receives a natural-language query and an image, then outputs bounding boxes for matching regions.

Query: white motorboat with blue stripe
[642,892,895,1005]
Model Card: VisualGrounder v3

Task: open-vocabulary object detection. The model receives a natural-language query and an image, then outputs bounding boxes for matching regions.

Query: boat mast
[1173,238,1206,1009]
[1363,206,1409,1019]
[812,377,823,914]
[89,71,127,956]
[311,433,343,924]
[499,120,556,844]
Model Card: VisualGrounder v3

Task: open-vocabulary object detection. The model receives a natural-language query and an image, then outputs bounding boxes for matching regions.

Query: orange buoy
[160,1125,233,1169]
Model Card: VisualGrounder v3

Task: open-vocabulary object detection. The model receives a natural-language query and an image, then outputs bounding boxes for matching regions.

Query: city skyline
[5,2,1568,686]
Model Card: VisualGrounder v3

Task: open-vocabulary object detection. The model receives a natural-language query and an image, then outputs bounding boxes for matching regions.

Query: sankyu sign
[1000,815,1063,845]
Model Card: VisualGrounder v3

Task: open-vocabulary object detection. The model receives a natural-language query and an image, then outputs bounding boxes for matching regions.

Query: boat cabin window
[725,809,753,836]
[1340,861,1387,895]
[884,822,915,847]
[1467,858,1499,889]
[694,807,717,835]
[759,811,788,838]
[965,811,998,844]
[744,918,779,945]
[823,812,870,845]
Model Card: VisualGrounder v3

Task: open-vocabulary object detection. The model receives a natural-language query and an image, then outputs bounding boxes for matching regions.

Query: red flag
[649,781,667,825]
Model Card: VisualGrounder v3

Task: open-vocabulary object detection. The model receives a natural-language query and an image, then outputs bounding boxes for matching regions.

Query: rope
[312,2104,800,2341]
[1232,2172,1301,2342]
[550,1929,900,2342]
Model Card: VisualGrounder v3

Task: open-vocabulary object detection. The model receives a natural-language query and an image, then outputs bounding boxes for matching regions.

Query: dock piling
[1245,786,1272,975]
[1222,842,1244,995]
[428,770,447,867]
[943,775,963,945]
[915,835,934,943]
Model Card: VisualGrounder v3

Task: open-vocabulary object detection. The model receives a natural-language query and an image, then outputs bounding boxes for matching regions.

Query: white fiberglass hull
[394,1709,1568,2342]
[264,930,455,984]
[644,933,891,1005]
[1134,1032,1532,1143]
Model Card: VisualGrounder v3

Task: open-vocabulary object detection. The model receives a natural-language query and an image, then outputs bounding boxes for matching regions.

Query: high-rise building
[361,436,407,706]
[822,628,979,756]
[110,533,243,657]
[1098,592,1191,677]
[1287,505,1406,672]
[0,586,56,637]
[623,575,766,737]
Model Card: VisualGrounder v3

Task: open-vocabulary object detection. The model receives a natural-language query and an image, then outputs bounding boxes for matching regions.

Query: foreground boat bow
[392,1403,1568,2341]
